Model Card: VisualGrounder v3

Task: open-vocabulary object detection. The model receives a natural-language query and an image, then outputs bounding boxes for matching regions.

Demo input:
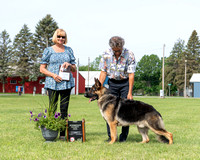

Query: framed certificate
[59,65,71,81]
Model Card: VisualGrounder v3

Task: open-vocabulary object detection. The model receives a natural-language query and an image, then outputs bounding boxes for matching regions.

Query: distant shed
[189,73,200,98]
[79,71,108,91]
[79,71,101,89]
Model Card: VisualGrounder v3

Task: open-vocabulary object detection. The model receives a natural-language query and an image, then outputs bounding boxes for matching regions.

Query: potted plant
[29,103,71,142]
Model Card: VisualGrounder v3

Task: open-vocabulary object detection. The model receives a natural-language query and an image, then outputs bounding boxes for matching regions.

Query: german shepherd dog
[84,78,173,144]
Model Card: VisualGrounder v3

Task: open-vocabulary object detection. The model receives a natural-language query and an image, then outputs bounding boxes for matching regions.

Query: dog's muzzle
[84,93,98,102]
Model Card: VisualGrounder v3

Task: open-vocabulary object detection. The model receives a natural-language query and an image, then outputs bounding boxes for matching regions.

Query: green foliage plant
[29,109,68,131]
[29,97,70,131]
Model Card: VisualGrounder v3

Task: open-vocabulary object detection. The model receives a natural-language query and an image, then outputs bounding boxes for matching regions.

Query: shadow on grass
[127,133,160,144]
[85,131,159,143]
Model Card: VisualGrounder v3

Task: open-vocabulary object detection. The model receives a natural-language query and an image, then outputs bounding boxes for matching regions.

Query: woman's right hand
[53,74,62,82]
[40,64,62,82]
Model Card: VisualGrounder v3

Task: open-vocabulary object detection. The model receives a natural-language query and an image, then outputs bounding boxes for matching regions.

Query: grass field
[0,94,199,160]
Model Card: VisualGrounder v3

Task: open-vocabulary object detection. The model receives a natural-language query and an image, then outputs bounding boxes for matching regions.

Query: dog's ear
[94,78,101,88]
[94,78,99,83]
[94,78,98,85]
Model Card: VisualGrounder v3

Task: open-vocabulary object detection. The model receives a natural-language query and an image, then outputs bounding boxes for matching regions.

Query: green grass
[0,94,199,160]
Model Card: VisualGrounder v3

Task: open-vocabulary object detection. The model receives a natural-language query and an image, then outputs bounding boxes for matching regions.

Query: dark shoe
[119,139,126,142]
[104,137,111,142]
[59,136,66,141]
[119,136,127,142]
[119,133,127,142]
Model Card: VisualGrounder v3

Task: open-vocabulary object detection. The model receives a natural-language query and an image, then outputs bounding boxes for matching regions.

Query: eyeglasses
[57,35,66,39]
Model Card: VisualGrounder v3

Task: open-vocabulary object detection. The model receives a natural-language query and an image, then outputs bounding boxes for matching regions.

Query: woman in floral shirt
[40,29,76,140]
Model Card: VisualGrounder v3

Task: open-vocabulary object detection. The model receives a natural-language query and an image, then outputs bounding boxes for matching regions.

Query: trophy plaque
[66,119,85,142]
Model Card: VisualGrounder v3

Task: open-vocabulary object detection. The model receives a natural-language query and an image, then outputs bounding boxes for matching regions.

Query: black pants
[106,78,130,141]
[47,88,71,136]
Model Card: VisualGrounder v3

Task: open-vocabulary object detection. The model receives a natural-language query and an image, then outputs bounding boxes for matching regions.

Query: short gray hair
[109,36,125,48]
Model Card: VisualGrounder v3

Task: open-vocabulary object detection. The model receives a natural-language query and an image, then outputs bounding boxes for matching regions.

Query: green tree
[34,14,58,58]
[90,55,101,71]
[29,14,58,81]
[175,30,200,95]
[12,24,35,94]
[166,30,200,96]
[134,54,162,95]
[79,65,89,71]
[0,30,12,93]
[165,38,185,96]
[79,55,102,71]
[185,30,200,73]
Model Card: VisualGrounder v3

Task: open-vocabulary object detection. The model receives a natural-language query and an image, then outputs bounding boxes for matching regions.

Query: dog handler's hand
[53,74,62,82]
[127,93,133,100]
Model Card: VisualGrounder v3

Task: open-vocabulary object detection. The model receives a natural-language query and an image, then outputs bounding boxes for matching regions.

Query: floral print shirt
[40,46,76,90]
[99,48,136,80]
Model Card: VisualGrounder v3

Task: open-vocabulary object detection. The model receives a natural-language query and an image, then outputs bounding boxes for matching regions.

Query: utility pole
[88,57,90,91]
[184,60,187,98]
[76,58,79,95]
[168,84,171,96]
[161,44,165,98]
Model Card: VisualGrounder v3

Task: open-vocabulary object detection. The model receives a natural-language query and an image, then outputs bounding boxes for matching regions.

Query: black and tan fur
[84,78,173,144]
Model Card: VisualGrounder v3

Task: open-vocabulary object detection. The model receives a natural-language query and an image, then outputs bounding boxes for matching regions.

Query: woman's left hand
[62,62,71,69]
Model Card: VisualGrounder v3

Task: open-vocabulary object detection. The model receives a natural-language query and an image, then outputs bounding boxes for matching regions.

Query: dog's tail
[157,135,169,143]
[147,112,173,144]
[155,118,173,144]
[156,118,169,143]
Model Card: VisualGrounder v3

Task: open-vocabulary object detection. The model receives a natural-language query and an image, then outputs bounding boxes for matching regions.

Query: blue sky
[1,0,200,65]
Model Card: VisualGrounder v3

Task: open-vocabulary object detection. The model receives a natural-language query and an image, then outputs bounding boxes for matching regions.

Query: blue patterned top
[99,48,136,80]
[40,46,76,90]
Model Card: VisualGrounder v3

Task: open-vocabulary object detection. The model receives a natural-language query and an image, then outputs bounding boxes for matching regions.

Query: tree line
[80,31,200,96]
[0,14,58,93]
[0,14,200,95]
[136,30,200,96]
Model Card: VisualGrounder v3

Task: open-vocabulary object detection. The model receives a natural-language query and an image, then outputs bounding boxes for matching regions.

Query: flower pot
[41,127,58,142]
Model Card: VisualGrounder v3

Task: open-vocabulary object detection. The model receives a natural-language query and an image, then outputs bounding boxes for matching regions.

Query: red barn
[72,72,85,94]
[0,71,85,94]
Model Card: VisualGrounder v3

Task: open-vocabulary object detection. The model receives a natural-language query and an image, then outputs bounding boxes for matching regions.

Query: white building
[189,73,200,98]
[79,71,101,89]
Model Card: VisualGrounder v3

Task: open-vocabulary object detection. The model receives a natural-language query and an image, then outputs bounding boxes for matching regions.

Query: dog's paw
[139,140,149,144]
[109,141,115,144]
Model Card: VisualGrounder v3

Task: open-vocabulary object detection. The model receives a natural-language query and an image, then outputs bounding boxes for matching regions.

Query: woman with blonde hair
[40,28,76,140]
